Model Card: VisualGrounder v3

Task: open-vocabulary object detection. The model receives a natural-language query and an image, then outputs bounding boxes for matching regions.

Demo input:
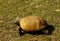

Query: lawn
[0,0,60,41]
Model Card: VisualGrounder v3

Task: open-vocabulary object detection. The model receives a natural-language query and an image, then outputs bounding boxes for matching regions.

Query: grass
[0,0,60,41]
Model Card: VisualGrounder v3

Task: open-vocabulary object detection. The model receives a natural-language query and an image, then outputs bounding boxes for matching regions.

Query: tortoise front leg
[19,27,25,36]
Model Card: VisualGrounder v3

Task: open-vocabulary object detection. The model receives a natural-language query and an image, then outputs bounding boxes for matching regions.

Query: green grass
[0,0,60,41]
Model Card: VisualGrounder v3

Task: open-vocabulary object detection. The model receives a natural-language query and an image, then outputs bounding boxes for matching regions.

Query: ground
[0,0,60,41]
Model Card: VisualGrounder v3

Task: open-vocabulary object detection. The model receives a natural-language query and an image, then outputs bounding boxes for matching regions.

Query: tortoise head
[14,17,20,26]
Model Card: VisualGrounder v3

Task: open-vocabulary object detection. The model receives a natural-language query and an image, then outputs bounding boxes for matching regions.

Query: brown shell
[19,16,47,32]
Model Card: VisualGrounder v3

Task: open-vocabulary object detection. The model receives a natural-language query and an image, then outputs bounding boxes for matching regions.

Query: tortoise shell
[19,16,48,32]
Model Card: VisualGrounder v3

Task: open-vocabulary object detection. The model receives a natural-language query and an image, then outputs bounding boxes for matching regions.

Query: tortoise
[15,16,49,36]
